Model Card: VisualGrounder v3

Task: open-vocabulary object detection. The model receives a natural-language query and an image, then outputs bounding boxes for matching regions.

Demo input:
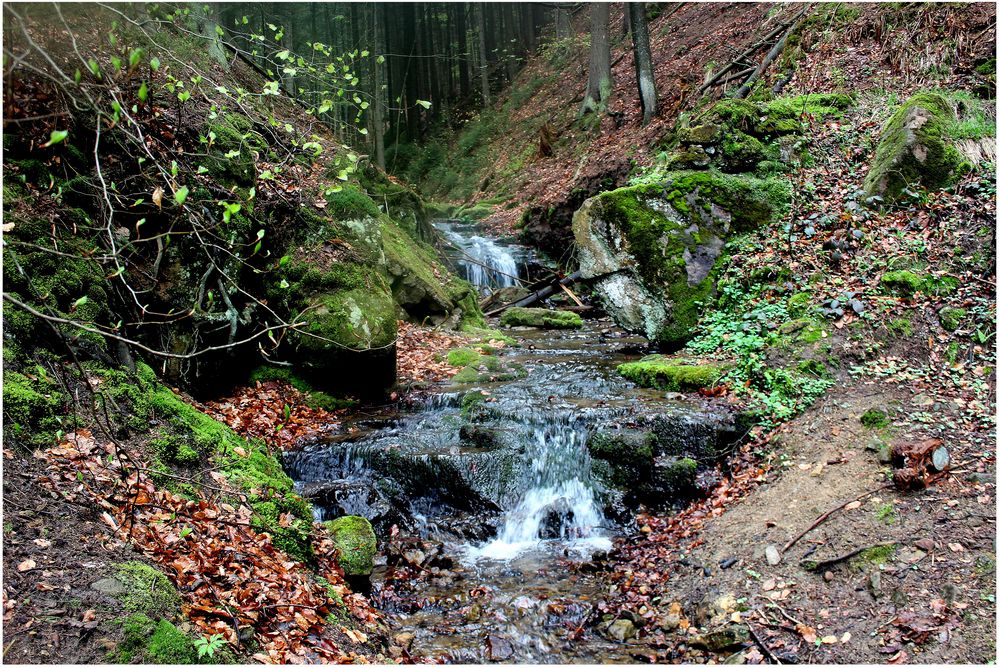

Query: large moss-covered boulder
[324,516,377,577]
[573,171,790,347]
[864,92,967,202]
[500,307,583,329]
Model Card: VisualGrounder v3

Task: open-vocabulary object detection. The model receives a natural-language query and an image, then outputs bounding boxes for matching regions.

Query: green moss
[864,92,964,202]
[298,287,397,353]
[500,307,583,329]
[786,292,812,317]
[860,408,890,430]
[460,325,517,346]
[880,270,924,297]
[460,390,487,415]
[116,613,199,664]
[796,359,827,376]
[2,370,65,447]
[939,307,967,332]
[922,275,958,297]
[325,185,381,220]
[323,516,377,576]
[151,435,200,466]
[851,543,897,570]
[618,355,725,391]
[588,432,654,465]
[447,347,481,367]
[204,113,264,185]
[114,562,182,619]
[887,318,913,337]
[658,457,699,497]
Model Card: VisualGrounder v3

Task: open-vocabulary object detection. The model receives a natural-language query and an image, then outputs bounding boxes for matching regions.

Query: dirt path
[650,382,996,663]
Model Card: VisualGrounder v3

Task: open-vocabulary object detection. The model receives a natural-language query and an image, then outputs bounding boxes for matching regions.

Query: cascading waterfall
[437,222,521,291]
[466,416,610,561]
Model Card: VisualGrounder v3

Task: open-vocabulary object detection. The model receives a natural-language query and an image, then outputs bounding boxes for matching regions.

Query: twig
[747,622,782,664]
[800,542,896,572]
[781,482,892,553]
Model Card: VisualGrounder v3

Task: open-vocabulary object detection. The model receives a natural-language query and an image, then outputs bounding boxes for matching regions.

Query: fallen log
[734,9,810,99]
[484,271,583,316]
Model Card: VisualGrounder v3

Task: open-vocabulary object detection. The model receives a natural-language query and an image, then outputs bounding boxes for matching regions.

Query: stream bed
[283,223,742,662]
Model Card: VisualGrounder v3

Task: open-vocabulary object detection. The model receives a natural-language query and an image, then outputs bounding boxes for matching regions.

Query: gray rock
[90,577,126,595]
[765,545,781,566]
[689,625,750,652]
[607,618,637,642]
[485,634,514,661]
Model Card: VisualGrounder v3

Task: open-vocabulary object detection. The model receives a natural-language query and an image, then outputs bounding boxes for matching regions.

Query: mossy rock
[574,171,790,347]
[860,408,890,430]
[939,307,967,332]
[500,307,583,329]
[864,92,965,203]
[652,456,699,499]
[203,113,264,185]
[618,355,725,391]
[786,291,813,317]
[298,287,397,352]
[324,516,377,576]
[114,562,183,619]
[880,270,924,297]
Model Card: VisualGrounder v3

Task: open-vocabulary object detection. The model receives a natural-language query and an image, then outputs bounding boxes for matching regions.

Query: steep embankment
[1,5,482,663]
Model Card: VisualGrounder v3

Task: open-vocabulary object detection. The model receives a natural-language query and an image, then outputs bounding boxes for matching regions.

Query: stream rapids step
[281,224,750,662]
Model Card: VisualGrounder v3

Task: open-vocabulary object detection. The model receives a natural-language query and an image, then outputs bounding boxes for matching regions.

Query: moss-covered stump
[618,355,726,391]
[324,516,377,577]
[573,172,790,347]
[499,307,583,329]
[864,92,965,203]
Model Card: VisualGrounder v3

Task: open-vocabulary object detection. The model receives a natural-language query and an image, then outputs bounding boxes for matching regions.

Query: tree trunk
[373,5,386,169]
[477,4,491,104]
[456,3,471,99]
[579,3,611,116]
[555,4,571,40]
[629,2,658,125]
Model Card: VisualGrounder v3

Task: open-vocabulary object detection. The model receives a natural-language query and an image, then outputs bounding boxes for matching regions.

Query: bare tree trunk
[477,4,491,104]
[373,5,386,169]
[629,2,658,125]
[579,3,611,116]
[555,4,571,40]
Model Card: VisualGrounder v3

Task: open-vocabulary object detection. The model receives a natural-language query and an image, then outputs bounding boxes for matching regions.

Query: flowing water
[284,223,739,662]
[435,220,533,292]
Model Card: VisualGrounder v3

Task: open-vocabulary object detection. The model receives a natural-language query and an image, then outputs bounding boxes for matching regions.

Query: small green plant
[194,633,226,659]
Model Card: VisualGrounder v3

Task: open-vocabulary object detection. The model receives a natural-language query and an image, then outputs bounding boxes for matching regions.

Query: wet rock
[660,614,682,631]
[459,425,502,449]
[402,549,426,568]
[324,516,377,576]
[538,498,575,539]
[765,545,781,566]
[485,634,514,661]
[500,307,583,330]
[393,632,415,651]
[724,650,748,664]
[689,625,751,652]
[607,619,637,642]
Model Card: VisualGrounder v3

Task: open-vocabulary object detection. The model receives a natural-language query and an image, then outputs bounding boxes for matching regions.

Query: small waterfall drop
[466,417,610,561]
[436,221,521,291]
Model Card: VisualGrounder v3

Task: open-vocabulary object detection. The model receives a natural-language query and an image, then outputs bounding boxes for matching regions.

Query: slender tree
[629,2,658,125]
[579,2,611,116]
[477,4,491,104]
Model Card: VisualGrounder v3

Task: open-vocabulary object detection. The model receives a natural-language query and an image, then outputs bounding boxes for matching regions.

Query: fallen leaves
[16,559,36,572]
[37,430,381,663]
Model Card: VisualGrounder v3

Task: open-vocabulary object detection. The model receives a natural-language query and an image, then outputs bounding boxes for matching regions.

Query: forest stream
[283,222,734,663]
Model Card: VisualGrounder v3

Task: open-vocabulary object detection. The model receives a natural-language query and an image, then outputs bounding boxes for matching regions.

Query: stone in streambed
[485,634,514,661]
[607,618,637,642]
[324,515,377,576]
[689,624,751,652]
[500,307,583,329]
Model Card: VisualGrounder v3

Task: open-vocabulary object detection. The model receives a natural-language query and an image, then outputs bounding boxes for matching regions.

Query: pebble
[607,619,636,642]
[914,538,934,551]
[824,570,834,582]
[765,545,781,566]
